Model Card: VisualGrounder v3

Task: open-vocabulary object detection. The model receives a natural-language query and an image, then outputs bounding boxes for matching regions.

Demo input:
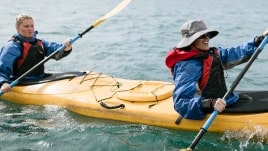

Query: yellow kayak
[1,71,268,133]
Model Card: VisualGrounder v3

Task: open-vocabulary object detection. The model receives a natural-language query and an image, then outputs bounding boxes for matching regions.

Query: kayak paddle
[0,0,132,96]
[180,36,268,151]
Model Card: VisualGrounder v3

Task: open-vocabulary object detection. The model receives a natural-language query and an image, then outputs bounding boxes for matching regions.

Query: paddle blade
[93,0,132,27]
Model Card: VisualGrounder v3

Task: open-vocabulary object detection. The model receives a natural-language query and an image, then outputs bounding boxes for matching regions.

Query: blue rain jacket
[0,31,71,86]
[173,39,257,119]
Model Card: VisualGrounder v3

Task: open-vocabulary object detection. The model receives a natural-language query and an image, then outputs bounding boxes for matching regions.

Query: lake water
[0,0,268,150]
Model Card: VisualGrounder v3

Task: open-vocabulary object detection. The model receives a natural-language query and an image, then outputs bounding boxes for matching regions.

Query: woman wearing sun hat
[165,19,268,120]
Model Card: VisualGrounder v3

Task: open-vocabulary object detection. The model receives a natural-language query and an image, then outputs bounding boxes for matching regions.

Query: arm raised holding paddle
[204,29,268,115]
[0,13,73,93]
[164,19,268,150]
[165,20,268,120]
[0,0,132,95]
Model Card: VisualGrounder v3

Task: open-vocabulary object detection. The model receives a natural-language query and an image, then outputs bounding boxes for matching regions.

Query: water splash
[221,121,268,151]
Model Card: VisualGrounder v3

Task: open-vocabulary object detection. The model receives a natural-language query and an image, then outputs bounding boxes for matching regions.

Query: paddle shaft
[187,36,268,150]
[0,0,131,95]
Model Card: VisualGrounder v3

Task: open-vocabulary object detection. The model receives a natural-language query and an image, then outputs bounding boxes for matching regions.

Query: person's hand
[0,83,11,93]
[214,98,226,112]
[254,30,268,47]
[262,29,268,36]
[63,38,72,52]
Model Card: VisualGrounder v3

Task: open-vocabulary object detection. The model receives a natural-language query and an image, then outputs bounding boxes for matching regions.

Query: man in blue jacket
[0,13,72,93]
[165,19,268,120]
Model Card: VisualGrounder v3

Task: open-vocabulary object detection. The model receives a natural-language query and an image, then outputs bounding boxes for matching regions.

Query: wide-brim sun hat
[176,20,219,48]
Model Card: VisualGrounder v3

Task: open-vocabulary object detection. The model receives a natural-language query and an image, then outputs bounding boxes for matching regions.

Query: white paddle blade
[93,0,132,27]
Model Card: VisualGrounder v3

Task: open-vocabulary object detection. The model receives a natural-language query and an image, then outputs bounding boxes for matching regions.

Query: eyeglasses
[198,34,211,39]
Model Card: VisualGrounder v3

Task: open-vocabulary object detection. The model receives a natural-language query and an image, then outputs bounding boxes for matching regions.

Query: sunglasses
[198,33,211,39]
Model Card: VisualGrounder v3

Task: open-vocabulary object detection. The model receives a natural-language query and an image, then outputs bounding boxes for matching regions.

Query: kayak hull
[1,71,268,133]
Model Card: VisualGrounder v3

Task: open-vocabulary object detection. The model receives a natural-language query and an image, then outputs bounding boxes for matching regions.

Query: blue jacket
[172,39,256,119]
[0,31,71,86]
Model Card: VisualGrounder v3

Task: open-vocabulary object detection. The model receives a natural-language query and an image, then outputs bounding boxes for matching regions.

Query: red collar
[165,48,201,69]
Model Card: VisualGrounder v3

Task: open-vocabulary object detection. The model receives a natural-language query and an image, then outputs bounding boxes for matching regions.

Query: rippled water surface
[0,0,268,150]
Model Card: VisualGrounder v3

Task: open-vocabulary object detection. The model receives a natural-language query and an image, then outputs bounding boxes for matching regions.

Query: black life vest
[165,48,227,99]
[13,38,45,76]
[198,49,227,99]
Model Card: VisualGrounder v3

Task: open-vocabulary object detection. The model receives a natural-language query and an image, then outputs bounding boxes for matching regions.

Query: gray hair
[15,13,33,27]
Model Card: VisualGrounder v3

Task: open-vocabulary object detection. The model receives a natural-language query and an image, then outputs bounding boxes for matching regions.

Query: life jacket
[12,37,45,77]
[165,47,227,99]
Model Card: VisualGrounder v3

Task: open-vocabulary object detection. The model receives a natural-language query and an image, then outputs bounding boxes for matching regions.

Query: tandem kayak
[0,71,268,133]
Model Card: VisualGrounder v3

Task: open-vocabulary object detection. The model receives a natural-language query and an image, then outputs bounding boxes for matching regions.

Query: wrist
[64,48,72,53]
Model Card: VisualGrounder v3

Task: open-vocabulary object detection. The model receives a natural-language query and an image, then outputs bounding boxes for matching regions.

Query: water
[0,0,268,150]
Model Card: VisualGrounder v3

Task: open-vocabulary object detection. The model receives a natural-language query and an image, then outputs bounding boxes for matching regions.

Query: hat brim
[176,30,218,48]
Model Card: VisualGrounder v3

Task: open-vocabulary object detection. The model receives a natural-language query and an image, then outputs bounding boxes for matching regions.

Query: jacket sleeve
[172,60,206,120]
[218,39,255,69]
[0,42,21,86]
[41,39,71,60]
